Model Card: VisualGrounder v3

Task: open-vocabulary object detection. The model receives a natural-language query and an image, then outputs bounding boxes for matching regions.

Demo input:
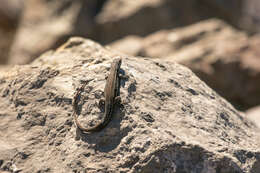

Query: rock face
[109,19,260,110]
[93,0,260,44]
[8,0,99,65]
[0,37,260,172]
[93,0,215,43]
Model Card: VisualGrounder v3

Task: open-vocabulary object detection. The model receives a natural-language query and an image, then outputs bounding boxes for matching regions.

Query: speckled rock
[109,19,260,111]
[0,37,260,173]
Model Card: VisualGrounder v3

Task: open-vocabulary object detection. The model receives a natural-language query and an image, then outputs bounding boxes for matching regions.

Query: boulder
[8,0,99,65]
[93,0,214,43]
[7,0,260,65]
[93,0,260,44]
[109,19,260,110]
[0,37,260,172]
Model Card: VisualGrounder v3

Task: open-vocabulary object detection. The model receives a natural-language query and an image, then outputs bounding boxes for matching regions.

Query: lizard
[73,58,122,132]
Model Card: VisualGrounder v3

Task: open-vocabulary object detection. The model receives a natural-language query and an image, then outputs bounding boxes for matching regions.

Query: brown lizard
[73,58,122,132]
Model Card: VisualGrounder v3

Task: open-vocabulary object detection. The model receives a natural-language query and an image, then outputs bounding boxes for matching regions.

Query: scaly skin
[73,58,122,132]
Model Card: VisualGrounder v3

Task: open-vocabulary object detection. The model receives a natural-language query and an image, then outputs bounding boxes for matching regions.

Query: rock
[0,0,23,64]
[93,0,216,43]
[246,106,260,129]
[8,0,101,65]
[109,19,260,110]
[107,35,143,56]
[200,0,260,33]
[0,37,260,172]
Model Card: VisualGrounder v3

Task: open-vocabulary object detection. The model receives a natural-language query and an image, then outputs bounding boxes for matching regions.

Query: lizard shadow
[76,104,128,152]
[75,68,130,152]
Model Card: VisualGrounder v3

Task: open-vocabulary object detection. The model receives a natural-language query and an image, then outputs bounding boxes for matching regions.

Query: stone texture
[109,19,260,110]
[8,0,100,65]
[0,37,260,172]
[0,0,23,64]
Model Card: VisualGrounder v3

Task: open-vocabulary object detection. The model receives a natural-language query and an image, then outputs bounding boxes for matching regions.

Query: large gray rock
[0,37,260,172]
[93,0,213,43]
[109,19,260,111]
[92,0,260,44]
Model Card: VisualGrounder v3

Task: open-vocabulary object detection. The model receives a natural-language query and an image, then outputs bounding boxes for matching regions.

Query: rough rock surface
[109,19,260,110]
[8,0,100,65]
[1,37,260,173]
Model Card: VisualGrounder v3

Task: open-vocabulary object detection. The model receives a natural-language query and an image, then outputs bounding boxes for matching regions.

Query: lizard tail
[73,110,102,132]
[72,79,102,132]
